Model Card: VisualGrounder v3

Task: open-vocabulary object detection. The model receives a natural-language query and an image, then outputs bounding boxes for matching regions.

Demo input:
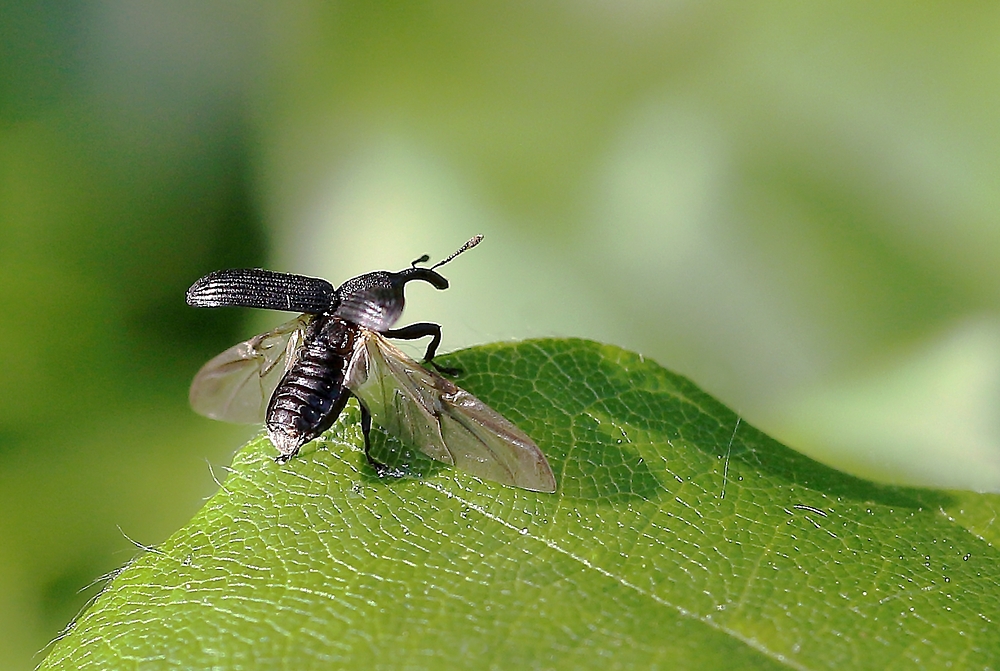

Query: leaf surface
[41,339,1000,670]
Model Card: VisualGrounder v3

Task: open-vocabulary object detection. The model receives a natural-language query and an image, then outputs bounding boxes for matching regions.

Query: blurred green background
[4,1,1000,667]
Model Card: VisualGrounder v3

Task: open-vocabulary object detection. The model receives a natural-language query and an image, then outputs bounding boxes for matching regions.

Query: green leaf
[41,339,1000,669]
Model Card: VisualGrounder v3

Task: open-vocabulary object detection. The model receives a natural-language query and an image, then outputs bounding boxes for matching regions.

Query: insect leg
[383,322,461,376]
[383,322,442,359]
[359,399,406,479]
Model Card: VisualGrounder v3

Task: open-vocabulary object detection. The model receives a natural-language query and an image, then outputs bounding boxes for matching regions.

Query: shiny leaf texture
[41,340,1000,669]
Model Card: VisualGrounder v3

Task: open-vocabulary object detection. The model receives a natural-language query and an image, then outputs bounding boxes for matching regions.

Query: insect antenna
[410,254,431,268]
[395,235,484,290]
[431,234,484,270]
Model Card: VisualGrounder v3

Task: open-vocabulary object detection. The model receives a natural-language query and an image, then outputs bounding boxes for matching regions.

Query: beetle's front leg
[383,322,461,376]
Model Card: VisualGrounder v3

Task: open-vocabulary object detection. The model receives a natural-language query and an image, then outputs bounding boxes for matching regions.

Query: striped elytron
[186,236,556,493]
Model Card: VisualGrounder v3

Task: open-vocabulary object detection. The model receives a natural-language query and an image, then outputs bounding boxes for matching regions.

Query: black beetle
[186,235,556,492]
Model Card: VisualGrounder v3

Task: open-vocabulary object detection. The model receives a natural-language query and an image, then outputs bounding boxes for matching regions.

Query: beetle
[185,235,556,493]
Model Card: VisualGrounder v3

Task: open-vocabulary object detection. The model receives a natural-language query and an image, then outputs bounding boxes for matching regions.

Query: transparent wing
[190,315,312,424]
[347,330,556,492]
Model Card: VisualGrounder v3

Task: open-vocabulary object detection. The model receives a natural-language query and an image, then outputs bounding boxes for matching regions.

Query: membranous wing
[190,315,312,424]
[347,330,557,492]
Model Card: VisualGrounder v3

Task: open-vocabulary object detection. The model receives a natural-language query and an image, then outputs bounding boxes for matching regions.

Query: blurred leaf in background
[4,1,1000,668]
[0,2,269,667]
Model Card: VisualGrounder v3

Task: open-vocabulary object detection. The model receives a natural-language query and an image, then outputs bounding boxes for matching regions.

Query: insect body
[186,236,556,493]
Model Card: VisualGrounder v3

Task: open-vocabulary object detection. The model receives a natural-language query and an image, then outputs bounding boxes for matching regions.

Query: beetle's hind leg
[359,401,407,479]
[383,322,462,376]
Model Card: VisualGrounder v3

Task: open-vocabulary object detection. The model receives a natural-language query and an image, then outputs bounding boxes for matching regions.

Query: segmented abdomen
[266,316,357,460]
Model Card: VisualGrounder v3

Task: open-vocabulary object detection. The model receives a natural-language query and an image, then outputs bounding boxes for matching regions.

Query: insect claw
[431,362,462,377]
[367,455,408,480]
